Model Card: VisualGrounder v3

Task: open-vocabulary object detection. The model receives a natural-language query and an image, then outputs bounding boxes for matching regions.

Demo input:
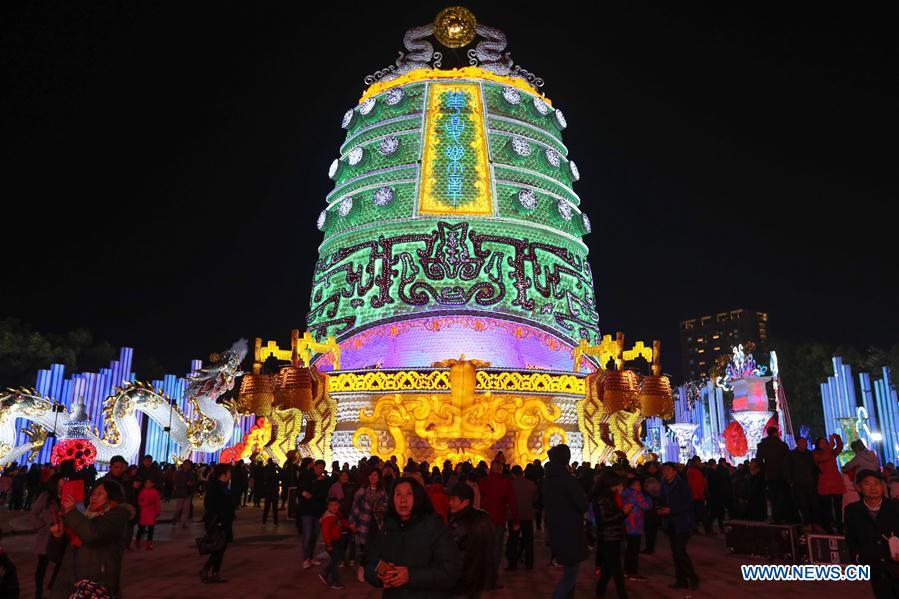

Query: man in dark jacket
[9,467,26,510]
[844,470,899,599]
[784,437,819,529]
[172,460,196,528]
[99,456,129,488]
[756,427,790,523]
[24,464,42,511]
[250,460,264,507]
[659,462,699,591]
[99,456,136,543]
[298,459,330,568]
[281,451,300,510]
[706,460,731,533]
[230,460,248,508]
[137,455,163,489]
[530,459,545,530]
[542,444,587,599]
[448,482,496,598]
[261,460,281,525]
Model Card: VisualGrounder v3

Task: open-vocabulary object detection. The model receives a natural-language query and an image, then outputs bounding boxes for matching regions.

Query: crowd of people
[0,427,897,598]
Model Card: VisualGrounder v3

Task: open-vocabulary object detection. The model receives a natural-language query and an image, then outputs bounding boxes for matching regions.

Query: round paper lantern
[51,439,97,470]
[723,420,748,457]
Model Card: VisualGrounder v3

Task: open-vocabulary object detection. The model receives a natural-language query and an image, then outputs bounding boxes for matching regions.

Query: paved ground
[0,498,872,598]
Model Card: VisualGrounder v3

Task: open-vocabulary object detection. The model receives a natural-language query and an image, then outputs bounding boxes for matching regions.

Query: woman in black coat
[745,460,767,521]
[542,444,588,599]
[200,464,235,584]
[364,477,462,598]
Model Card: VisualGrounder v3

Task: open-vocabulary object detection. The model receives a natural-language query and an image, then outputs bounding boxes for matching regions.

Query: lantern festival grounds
[0,497,867,598]
[0,7,892,599]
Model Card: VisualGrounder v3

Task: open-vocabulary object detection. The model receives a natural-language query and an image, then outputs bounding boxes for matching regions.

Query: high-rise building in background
[679,309,768,381]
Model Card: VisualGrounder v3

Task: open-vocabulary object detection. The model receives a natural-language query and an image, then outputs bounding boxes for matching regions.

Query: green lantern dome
[307,15,598,371]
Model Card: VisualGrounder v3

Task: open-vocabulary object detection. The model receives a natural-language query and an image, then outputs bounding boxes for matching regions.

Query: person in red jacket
[426,474,450,523]
[319,497,356,589]
[136,478,162,550]
[478,460,519,587]
[686,458,711,534]
[815,434,845,533]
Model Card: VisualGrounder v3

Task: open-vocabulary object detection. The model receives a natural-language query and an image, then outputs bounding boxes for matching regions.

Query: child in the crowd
[136,478,162,550]
[620,476,653,581]
[319,497,355,590]
[593,472,631,599]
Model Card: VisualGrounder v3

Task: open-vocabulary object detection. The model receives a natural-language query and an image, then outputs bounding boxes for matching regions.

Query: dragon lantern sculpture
[0,340,248,465]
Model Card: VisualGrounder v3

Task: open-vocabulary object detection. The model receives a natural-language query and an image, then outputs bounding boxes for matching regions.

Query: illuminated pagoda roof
[308,7,598,371]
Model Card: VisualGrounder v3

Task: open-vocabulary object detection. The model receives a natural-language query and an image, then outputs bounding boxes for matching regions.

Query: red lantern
[723,421,748,457]
[51,439,97,470]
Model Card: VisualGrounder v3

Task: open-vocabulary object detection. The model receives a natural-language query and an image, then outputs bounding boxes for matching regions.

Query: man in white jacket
[844,440,881,474]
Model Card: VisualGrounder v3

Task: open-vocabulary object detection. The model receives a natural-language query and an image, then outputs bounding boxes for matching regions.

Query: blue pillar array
[873,367,899,465]
[820,358,899,466]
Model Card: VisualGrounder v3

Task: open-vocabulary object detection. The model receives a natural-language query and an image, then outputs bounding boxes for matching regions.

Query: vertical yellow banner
[418,82,492,216]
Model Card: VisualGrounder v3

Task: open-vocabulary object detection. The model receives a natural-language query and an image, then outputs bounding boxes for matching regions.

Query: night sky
[2,3,895,381]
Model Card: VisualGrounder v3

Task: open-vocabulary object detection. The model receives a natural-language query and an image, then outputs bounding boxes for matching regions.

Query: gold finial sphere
[433,6,477,49]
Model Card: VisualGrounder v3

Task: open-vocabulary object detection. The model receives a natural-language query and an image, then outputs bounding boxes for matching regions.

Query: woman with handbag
[199,464,234,584]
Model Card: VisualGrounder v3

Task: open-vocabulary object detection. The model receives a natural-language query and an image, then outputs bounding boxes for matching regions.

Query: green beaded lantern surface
[307,25,597,371]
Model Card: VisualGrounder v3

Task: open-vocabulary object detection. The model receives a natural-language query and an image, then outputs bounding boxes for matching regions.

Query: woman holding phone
[49,477,132,598]
[364,477,461,598]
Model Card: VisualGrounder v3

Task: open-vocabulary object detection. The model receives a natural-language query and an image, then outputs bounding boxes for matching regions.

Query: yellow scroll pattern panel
[351,392,562,465]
